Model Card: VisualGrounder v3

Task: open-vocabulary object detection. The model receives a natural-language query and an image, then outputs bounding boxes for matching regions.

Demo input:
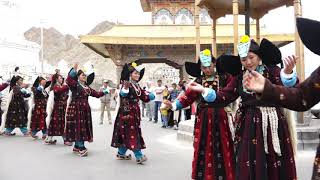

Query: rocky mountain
[23,21,117,86]
[23,20,181,88]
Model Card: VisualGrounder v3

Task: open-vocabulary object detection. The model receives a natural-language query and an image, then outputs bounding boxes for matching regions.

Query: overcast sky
[1,0,319,37]
[1,0,320,75]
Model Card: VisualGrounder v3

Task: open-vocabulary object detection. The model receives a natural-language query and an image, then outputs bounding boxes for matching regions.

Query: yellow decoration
[83,66,88,73]
[132,62,137,67]
[203,49,211,56]
[240,35,250,43]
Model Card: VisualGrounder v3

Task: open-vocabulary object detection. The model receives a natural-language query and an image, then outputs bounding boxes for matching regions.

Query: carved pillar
[211,14,217,56]
[294,0,305,124]
[233,0,239,55]
[256,18,261,43]
[195,0,200,61]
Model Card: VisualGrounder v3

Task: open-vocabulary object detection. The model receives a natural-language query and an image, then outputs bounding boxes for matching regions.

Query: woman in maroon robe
[164,49,235,180]
[65,63,108,157]
[111,62,155,164]
[29,76,50,139]
[45,73,70,145]
[243,17,320,180]
[188,37,299,180]
[1,75,31,136]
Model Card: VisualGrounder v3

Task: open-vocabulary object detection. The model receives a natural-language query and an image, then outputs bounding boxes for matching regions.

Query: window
[175,8,193,25]
[154,9,174,25]
[200,9,212,25]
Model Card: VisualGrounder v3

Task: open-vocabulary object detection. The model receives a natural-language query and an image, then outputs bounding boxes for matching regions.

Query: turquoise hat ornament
[200,49,212,67]
[237,35,251,58]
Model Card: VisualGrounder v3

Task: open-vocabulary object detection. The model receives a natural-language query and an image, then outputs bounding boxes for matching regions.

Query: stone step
[296,124,320,150]
[177,131,194,142]
[297,139,319,150]
[178,120,194,133]
[177,117,195,142]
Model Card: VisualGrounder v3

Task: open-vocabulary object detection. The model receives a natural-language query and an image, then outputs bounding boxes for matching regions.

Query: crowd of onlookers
[140,79,192,130]
[97,78,192,130]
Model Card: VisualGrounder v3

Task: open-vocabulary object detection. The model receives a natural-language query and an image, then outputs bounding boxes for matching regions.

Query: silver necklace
[130,80,141,97]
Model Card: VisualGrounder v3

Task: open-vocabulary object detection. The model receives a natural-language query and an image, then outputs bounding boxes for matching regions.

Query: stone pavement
[0,110,316,180]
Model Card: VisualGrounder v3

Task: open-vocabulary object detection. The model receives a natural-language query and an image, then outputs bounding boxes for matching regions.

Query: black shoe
[136,155,147,164]
[154,120,158,123]
[117,153,132,160]
[78,148,88,157]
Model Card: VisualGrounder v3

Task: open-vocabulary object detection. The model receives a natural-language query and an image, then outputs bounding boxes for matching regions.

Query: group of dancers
[161,17,319,180]
[1,16,320,179]
[0,64,110,157]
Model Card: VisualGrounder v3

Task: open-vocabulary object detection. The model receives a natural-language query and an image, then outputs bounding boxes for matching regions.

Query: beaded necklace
[130,80,141,97]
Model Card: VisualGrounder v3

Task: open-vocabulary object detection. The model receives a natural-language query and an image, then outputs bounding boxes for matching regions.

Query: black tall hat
[216,55,242,76]
[10,75,23,87]
[184,54,242,77]
[218,39,282,77]
[9,66,22,88]
[259,38,282,67]
[185,60,201,78]
[120,62,145,82]
[68,64,95,86]
[33,76,51,89]
[297,17,320,56]
[185,56,217,78]
[238,35,282,67]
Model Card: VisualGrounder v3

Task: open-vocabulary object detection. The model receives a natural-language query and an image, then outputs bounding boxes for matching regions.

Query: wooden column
[294,0,305,124]
[256,18,261,43]
[233,0,239,55]
[195,0,201,61]
[244,0,250,36]
[294,0,305,81]
[212,14,217,56]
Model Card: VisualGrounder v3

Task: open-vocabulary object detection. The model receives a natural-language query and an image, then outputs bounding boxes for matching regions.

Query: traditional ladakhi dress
[65,69,105,148]
[258,65,320,180]
[111,81,154,161]
[204,65,298,180]
[255,17,320,180]
[173,73,235,180]
[46,84,69,141]
[2,85,31,135]
[30,86,49,138]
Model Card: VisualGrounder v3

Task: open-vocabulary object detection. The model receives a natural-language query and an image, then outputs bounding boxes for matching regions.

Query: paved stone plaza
[0,111,316,180]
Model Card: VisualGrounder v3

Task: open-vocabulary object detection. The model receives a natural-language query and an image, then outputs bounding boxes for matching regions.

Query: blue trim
[5,128,14,133]
[75,141,84,148]
[119,89,129,97]
[118,147,128,155]
[36,86,43,91]
[20,88,27,94]
[20,127,28,134]
[148,93,155,100]
[133,149,143,159]
[31,130,38,136]
[175,100,183,111]
[69,68,77,78]
[203,88,216,102]
[281,71,297,87]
